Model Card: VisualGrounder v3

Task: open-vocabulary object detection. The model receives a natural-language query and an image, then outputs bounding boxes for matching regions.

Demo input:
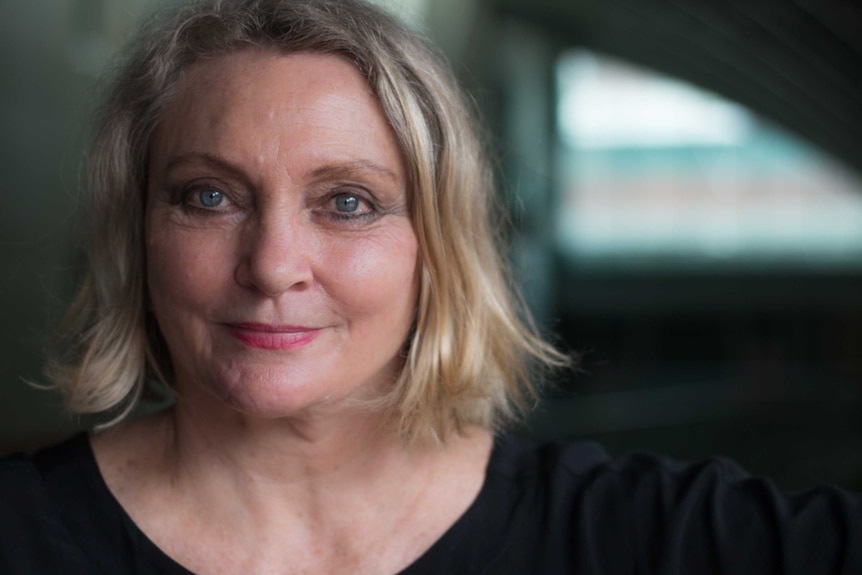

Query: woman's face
[145,50,419,419]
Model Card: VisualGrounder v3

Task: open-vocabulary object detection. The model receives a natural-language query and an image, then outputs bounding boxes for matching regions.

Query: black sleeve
[552,448,862,574]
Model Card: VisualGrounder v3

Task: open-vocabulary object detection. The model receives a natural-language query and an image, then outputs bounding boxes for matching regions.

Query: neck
[171,400,399,480]
[92,402,493,574]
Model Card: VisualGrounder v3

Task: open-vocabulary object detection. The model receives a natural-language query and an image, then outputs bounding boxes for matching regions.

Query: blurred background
[2,0,861,490]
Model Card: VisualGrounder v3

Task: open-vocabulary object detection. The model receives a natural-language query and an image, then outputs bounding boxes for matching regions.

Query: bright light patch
[559,51,752,149]
[554,49,862,270]
[366,0,428,28]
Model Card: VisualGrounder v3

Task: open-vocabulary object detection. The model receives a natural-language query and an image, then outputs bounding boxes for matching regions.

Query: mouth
[227,322,321,350]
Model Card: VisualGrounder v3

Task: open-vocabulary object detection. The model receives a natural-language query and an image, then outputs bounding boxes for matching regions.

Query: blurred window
[555,50,862,272]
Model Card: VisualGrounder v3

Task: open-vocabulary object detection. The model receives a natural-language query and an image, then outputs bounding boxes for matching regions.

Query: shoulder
[489,434,791,501]
[0,450,39,488]
[0,435,88,521]
[484,434,613,502]
[490,434,862,524]
[0,435,96,574]
[475,436,862,574]
[0,450,48,520]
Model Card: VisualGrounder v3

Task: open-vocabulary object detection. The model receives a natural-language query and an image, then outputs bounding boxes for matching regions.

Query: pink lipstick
[228,323,320,350]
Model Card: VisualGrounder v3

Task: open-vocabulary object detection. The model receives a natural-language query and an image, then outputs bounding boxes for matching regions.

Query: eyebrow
[162,152,249,182]
[309,160,400,183]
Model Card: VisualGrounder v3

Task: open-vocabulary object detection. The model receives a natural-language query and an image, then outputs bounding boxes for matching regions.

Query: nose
[234,210,315,296]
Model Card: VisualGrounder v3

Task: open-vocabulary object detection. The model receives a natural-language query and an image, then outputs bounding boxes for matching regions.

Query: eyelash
[176,184,236,216]
[320,189,378,223]
[174,184,381,224]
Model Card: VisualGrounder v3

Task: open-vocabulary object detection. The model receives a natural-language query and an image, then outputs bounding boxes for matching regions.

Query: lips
[227,322,321,350]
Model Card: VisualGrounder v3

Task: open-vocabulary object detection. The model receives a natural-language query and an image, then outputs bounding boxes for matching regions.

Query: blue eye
[334,194,360,213]
[199,188,224,207]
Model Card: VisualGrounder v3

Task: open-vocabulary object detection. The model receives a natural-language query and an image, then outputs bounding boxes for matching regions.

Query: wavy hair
[47,0,568,443]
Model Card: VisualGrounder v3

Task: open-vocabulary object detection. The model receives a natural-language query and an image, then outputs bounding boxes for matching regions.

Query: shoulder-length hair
[48,0,567,443]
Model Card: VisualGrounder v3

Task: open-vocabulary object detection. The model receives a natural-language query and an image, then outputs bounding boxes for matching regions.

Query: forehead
[150,49,405,181]
[175,48,370,104]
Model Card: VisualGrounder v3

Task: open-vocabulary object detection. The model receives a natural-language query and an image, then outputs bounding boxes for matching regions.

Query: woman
[1,0,860,573]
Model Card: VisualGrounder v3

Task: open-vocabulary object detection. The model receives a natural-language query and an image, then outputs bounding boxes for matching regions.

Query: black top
[1,433,861,574]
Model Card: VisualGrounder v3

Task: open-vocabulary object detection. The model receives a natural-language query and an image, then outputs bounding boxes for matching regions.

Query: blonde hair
[48,0,568,443]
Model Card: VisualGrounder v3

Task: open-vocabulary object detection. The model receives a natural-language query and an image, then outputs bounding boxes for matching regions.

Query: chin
[183,364,378,421]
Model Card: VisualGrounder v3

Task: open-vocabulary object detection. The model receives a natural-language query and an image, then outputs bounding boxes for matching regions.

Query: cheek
[146,226,233,313]
[324,227,419,317]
